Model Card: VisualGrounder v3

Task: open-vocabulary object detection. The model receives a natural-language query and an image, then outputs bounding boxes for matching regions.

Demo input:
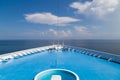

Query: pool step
[51,75,61,80]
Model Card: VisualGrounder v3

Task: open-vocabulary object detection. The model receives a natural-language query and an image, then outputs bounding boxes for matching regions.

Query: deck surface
[0,50,120,80]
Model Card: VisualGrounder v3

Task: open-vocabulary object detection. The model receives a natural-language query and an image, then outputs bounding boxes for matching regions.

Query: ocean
[0,40,120,55]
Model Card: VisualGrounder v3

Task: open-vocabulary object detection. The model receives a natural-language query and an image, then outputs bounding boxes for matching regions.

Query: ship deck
[0,45,120,80]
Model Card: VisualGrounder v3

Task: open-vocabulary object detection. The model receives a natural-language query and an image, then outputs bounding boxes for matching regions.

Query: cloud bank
[70,0,120,17]
[47,26,91,38]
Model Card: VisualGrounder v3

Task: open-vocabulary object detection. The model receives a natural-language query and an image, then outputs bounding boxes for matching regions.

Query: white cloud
[70,0,120,17]
[70,1,91,13]
[49,29,72,38]
[21,26,93,39]
[48,26,91,38]
[61,30,72,37]
[25,12,79,26]
[49,29,58,36]
[74,26,90,35]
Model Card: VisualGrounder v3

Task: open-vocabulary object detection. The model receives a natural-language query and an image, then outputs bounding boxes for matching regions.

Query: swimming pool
[0,45,120,80]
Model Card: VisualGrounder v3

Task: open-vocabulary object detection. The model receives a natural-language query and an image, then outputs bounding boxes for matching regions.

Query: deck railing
[0,44,63,63]
[64,45,120,64]
[0,44,120,64]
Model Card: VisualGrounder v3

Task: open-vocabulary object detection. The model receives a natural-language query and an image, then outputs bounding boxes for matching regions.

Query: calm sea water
[0,40,120,55]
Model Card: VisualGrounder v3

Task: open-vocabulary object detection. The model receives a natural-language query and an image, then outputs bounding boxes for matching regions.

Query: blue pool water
[0,50,120,80]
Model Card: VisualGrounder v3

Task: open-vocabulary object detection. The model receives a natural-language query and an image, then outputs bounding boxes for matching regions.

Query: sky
[0,0,120,39]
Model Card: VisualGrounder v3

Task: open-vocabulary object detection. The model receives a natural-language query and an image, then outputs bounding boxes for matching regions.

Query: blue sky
[0,0,120,39]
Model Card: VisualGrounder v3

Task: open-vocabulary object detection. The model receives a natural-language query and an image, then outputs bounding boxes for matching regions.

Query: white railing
[64,45,120,64]
[0,44,63,63]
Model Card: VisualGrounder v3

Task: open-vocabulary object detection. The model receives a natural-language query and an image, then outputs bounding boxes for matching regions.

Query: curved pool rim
[34,69,80,80]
